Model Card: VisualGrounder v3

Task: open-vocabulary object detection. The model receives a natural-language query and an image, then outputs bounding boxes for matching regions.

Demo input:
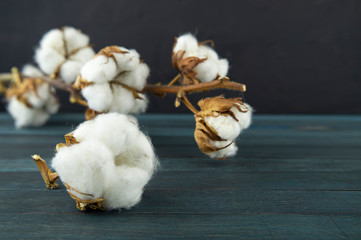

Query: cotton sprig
[35,26,95,83]
[33,113,158,211]
[194,96,252,159]
[172,33,229,85]
[6,65,59,128]
[73,46,150,119]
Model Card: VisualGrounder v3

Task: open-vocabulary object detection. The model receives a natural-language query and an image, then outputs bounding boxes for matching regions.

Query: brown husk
[85,108,106,120]
[172,50,207,85]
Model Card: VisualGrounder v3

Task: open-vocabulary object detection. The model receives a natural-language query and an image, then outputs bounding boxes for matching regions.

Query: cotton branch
[0,70,87,107]
[143,77,246,95]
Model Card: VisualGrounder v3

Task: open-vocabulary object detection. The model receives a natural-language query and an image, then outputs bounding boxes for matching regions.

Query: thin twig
[181,93,199,114]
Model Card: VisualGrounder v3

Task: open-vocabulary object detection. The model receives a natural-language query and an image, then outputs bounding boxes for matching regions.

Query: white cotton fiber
[173,33,229,82]
[79,46,150,114]
[205,114,241,140]
[24,83,50,108]
[35,26,95,83]
[59,60,83,84]
[38,29,65,54]
[51,113,158,211]
[45,94,59,114]
[8,97,50,128]
[22,64,44,77]
[70,48,96,62]
[73,113,139,155]
[114,63,150,91]
[35,47,66,75]
[52,139,114,200]
[129,94,148,114]
[173,33,199,54]
[232,103,253,130]
[109,85,136,114]
[80,55,117,84]
[207,141,238,159]
[81,83,113,112]
[63,27,90,53]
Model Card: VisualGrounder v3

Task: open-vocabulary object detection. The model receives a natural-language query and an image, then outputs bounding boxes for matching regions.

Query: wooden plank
[1,170,361,191]
[2,156,361,173]
[0,188,360,215]
[0,114,360,239]
[0,213,357,240]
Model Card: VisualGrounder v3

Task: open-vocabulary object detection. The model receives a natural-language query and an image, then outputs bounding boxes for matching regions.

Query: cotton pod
[172,33,229,85]
[6,65,59,128]
[51,113,158,211]
[35,26,95,83]
[74,46,150,117]
[194,96,252,160]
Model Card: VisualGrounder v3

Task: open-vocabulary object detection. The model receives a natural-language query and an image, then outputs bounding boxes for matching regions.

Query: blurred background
[0,0,360,114]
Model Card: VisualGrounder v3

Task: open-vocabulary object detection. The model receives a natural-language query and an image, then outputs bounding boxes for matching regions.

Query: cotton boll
[35,48,66,75]
[52,139,114,200]
[102,166,150,210]
[38,29,65,55]
[22,65,44,77]
[207,141,238,159]
[51,113,158,210]
[129,94,148,114]
[109,85,136,114]
[73,113,139,156]
[63,26,90,53]
[24,83,50,108]
[59,60,83,83]
[82,83,113,112]
[70,47,95,62]
[173,33,199,54]
[194,60,219,82]
[204,115,241,140]
[8,97,49,128]
[80,55,117,83]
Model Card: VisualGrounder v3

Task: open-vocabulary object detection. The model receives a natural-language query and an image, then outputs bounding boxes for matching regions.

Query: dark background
[0,0,360,114]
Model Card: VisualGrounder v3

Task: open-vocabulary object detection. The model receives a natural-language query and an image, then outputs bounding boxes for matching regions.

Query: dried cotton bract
[6,65,59,128]
[172,33,229,85]
[52,113,158,211]
[74,46,150,116]
[35,26,95,83]
[194,96,252,159]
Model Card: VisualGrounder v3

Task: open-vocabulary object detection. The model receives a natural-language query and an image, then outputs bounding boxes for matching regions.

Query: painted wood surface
[0,114,360,239]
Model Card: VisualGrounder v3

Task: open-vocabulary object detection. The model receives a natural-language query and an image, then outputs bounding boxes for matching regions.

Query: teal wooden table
[0,114,360,239]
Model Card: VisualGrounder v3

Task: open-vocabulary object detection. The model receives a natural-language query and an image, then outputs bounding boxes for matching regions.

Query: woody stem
[143,77,246,95]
